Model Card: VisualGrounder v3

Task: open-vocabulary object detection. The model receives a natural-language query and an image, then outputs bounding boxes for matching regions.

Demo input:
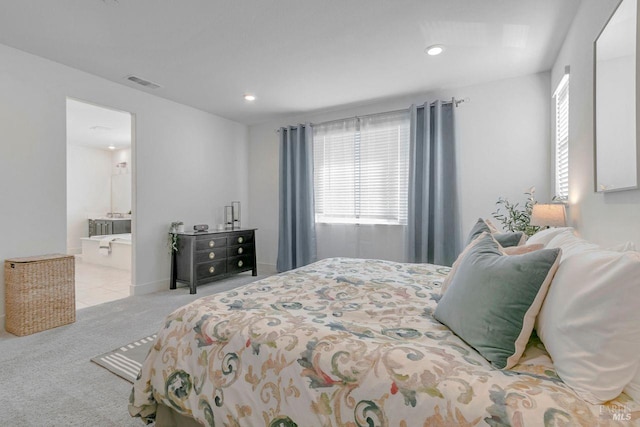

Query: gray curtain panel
[276,124,317,272]
[407,101,460,266]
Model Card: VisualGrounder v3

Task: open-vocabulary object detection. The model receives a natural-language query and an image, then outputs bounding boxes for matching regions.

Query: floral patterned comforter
[129,258,639,426]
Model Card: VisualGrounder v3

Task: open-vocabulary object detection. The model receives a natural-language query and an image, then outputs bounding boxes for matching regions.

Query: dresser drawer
[196,260,226,281]
[227,244,253,257]
[195,248,227,263]
[229,232,254,246]
[227,255,254,273]
[195,237,227,251]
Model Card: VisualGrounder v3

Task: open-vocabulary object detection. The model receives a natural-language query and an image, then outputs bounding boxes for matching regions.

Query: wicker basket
[5,254,75,336]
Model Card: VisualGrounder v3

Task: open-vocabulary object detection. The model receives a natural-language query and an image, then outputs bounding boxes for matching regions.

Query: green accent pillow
[434,232,561,369]
[467,218,524,248]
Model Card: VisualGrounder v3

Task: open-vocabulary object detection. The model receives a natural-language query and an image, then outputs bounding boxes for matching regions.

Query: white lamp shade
[531,204,567,227]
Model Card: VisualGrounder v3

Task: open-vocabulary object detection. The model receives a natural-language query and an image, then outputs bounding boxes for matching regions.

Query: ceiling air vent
[125,75,162,89]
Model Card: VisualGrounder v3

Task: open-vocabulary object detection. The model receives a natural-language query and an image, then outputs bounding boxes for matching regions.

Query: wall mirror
[594,0,638,192]
[111,173,132,214]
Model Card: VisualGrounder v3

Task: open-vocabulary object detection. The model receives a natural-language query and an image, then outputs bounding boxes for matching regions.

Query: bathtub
[80,233,131,270]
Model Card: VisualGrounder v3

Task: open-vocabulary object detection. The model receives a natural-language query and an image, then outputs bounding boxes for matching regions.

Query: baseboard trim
[257,263,277,275]
[131,279,169,296]
[132,265,277,297]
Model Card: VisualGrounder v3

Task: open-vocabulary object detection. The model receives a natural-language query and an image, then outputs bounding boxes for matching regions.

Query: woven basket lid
[5,254,73,263]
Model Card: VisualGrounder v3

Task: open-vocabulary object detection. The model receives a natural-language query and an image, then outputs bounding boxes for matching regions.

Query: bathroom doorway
[66,98,134,309]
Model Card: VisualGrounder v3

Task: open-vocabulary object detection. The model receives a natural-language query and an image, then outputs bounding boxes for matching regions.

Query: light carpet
[0,269,274,427]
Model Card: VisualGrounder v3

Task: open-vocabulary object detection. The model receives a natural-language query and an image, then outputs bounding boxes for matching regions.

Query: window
[554,72,569,200]
[313,111,410,225]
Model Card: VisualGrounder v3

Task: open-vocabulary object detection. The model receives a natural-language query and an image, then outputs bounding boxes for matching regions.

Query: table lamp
[531,204,567,228]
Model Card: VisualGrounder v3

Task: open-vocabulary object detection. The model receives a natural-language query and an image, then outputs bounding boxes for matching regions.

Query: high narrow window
[554,72,570,200]
[313,110,410,225]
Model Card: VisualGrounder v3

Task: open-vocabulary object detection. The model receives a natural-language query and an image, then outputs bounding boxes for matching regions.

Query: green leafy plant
[170,221,183,232]
[168,233,178,253]
[168,221,183,253]
[492,187,540,237]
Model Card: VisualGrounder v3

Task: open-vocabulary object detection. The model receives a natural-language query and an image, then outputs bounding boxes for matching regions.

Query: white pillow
[525,227,575,247]
[536,249,640,404]
[606,241,637,252]
[545,230,599,261]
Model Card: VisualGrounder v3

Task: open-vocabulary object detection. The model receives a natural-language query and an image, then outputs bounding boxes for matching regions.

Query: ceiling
[0,0,582,125]
[67,98,132,150]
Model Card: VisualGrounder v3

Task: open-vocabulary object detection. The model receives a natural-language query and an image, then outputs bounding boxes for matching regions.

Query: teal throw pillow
[434,232,561,369]
[467,218,524,248]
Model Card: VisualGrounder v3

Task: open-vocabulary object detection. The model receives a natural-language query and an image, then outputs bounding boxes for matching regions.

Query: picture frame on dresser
[170,228,257,294]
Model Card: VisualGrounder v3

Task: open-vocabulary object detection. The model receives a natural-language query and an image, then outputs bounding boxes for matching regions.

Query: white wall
[0,43,249,329]
[248,72,551,267]
[66,145,112,254]
[551,0,640,247]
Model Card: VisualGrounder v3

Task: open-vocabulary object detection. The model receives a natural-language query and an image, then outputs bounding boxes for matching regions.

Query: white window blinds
[554,74,569,200]
[313,110,410,225]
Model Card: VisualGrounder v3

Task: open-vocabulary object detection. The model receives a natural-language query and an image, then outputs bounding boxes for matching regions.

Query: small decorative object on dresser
[224,206,233,230]
[232,201,241,229]
[169,221,184,234]
[170,228,257,294]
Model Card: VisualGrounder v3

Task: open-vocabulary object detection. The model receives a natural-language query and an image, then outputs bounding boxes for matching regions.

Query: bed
[129,256,639,426]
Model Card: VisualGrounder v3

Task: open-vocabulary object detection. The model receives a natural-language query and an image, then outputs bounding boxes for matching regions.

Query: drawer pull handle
[209,266,215,274]
[238,247,244,254]
[237,236,244,244]
[209,252,215,259]
[209,240,215,248]
[238,260,244,267]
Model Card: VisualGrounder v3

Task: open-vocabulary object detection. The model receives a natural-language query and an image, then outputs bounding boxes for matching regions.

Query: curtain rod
[307,107,409,129]
[275,97,469,132]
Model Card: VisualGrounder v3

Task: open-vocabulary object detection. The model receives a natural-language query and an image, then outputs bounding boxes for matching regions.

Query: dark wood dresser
[170,228,257,294]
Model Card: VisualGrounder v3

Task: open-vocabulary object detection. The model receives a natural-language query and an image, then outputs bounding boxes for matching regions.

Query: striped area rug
[91,334,157,383]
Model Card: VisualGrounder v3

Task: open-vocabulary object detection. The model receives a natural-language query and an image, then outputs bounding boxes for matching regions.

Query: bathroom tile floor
[74,255,130,309]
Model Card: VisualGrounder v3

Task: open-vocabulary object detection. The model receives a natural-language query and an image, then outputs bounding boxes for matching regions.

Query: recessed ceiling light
[90,125,112,132]
[244,94,256,101]
[425,45,445,56]
[108,145,116,150]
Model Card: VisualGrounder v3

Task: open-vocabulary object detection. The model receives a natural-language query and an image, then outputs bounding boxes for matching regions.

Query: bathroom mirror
[595,0,638,192]
[111,174,131,214]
